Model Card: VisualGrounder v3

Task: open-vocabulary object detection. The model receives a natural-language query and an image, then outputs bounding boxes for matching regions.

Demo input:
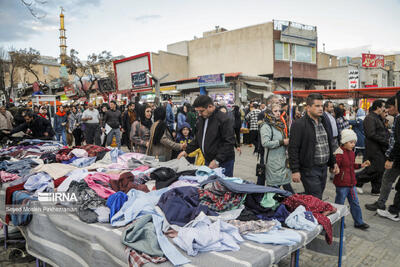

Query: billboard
[131,71,150,88]
[198,74,225,87]
[362,54,384,68]
[348,69,359,89]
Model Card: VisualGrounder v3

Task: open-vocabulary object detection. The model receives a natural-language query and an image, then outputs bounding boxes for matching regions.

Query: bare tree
[0,48,8,105]
[65,49,114,99]
[20,0,47,19]
[11,48,41,82]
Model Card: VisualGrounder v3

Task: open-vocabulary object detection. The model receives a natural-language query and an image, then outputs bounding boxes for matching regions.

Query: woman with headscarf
[259,104,293,193]
[349,108,366,158]
[38,106,49,121]
[54,106,68,146]
[147,106,185,161]
[122,102,137,151]
[130,104,152,154]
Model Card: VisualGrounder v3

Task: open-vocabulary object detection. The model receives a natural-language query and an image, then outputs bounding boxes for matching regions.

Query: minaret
[59,7,67,66]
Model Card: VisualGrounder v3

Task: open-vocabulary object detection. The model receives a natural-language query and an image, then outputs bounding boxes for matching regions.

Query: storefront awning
[244,81,271,89]
[247,89,273,98]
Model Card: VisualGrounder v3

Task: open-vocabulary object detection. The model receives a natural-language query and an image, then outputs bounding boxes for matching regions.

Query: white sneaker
[377,209,400,222]
[356,187,364,194]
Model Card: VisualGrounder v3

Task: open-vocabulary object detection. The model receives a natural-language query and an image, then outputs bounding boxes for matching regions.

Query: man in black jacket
[121,102,136,151]
[178,95,236,176]
[102,101,122,148]
[289,93,339,199]
[9,111,54,139]
[356,100,389,195]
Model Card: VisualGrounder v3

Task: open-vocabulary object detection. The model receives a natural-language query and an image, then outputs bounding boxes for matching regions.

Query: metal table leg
[4,224,8,249]
[290,249,300,267]
[338,216,345,267]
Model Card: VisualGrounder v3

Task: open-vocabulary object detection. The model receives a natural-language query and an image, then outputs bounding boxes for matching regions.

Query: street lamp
[145,71,169,106]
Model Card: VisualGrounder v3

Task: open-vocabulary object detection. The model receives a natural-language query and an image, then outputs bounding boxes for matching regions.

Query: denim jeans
[106,128,121,148]
[335,186,364,226]
[300,165,327,199]
[55,130,67,146]
[206,159,235,177]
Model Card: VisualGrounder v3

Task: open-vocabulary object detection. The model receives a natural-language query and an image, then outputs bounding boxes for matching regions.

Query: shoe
[365,202,385,211]
[354,223,370,230]
[371,191,380,196]
[377,209,400,222]
[356,187,364,194]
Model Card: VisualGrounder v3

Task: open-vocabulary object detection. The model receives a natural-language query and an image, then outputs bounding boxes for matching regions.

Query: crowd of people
[0,91,399,225]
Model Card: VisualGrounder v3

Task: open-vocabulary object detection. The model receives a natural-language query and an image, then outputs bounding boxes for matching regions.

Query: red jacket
[333,147,358,187]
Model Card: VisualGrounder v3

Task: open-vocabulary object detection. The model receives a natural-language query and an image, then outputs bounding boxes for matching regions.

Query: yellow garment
[188,148,205,166]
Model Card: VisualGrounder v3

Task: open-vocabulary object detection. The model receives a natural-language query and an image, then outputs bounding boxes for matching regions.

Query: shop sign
[131,71,150,88]
[64,84,75,97]
[198,74,225,87]
[348,69,359,89]
[362,54,384,68]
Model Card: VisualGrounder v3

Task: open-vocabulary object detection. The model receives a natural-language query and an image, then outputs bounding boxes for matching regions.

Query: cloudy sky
[1,0,399,60]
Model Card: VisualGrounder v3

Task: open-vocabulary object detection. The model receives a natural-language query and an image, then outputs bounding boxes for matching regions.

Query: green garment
[260,193,280,210]
[121,214,163,257]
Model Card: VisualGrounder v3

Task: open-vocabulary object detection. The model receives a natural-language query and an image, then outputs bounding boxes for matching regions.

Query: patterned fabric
[227,220,277,235]
[126,248,167,267]
[283,194,337,244]
[312,119,330,165]
[0,171,20,182]
[198,188,245,212]
[81,144,110,157]
[386,114,399,157]
[246,109,261,130]
[67,180,106,211]
[56,148,74,162]
[336,117,350,135]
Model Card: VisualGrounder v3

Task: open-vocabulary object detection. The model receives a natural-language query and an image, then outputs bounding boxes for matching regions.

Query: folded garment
[107,191,128,220]
[168,180,199,189]
[198,188,245,212]
[126,248,167,267]
[0,158,39,177]
[0,171,20,183]
[122,214,164,257]
[201,175,292,196]
[67,180,106,211]
[56,148,74,162]
[243,223,302,246]
[283,194,337,244]
[173,213,243,256]
[84,173,120,199]
[24,172,53,194]
[33,163,78,179]
[227,220,277,235]
[150,157,197,173]
[70,157,97,168]
[157,186,218,227]
[285,205,318,232]
[70,148,88,158]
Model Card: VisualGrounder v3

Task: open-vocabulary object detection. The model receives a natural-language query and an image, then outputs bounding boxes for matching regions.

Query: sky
[1,0,400,60]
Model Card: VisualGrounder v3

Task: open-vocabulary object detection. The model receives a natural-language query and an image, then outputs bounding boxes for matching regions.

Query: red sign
[64,85,75,97]
[362,54,384,68]
[365,85,378,88]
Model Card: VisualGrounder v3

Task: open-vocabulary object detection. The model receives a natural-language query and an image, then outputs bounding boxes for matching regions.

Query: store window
[43,66,49,75]
[295,45,316,63]
[274,41,290,60]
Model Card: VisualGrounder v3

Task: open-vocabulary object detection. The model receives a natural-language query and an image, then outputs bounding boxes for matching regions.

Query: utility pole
[146,71,169,106]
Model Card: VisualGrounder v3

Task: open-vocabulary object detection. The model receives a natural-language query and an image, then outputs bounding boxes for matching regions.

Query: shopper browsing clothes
[334,129,370,230]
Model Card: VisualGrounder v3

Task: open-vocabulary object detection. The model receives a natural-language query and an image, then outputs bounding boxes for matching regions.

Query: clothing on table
[110,172,150,194]
[283,194,337,244]
[285,205,318,231]
[107,191,128,220]
[24,172,53,194]
[168,180,199,189]
[33,163,78,180]
[150,157,197,173]
[126,248,167,267]
[243,222,302,246]
[67,180,106,212]
[0,158,39,177]
[80,144,110,157]
[111,188,170,227]
[151,167,178,190]
[122,214,164,257]
[173,214,243,256]
[200,175,292,196]
[70,148,88,158]
[57,169,90,192]
[11,190,37,226]
[0,171,20,183]
[70,157,97,168]
[157,186,218,227]
[77,209,98,223]
[198,188,245,212]
[56,148,74,162]
[84,173,120,199]
[95,206,110,223]
[227,219,277,235]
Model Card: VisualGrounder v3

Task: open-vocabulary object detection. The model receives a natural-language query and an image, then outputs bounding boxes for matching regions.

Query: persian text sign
[131,71,149,88]
[198,74,225,87]
[362,54,384,68]
[348,70,359,89]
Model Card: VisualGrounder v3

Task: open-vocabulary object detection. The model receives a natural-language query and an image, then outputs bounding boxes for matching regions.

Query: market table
[13,202,348,267]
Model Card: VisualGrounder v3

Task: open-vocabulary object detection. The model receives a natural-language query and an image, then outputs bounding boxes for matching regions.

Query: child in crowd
[334,129,370,230]
[175,122,198,164]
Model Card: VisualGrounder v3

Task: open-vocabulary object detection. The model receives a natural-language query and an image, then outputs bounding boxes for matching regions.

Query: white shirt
[82,109,100,124]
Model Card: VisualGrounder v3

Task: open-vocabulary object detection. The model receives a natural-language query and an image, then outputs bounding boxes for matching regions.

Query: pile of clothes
[0,139,339,267]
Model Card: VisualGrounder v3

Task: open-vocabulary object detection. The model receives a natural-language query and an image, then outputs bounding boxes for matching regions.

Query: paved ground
[1,145,399,266]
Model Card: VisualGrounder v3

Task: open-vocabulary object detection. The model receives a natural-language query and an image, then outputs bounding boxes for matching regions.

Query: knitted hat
[341,129,357,144]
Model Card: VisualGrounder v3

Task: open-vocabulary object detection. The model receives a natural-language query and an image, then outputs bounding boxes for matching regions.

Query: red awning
[274,87,399,99]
